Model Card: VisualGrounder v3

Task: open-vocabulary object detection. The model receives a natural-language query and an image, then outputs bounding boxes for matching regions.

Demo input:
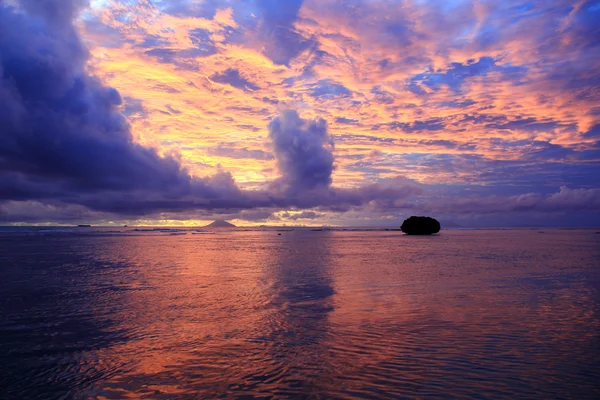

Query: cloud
[0,0,225,212]
[387,118,445,133]
[206,144,274,160]
[335,117,359,125]
[409,57,495,91]
[544,186,600,211]
[418,140,476,151]
[413,186,600,216]
[235,209,274,222]
[408,57,529,95]
[371,86,396,104]
[281,211,323,220]
[0,200,111,224]
[308,80,352,99]
[20,0,89,25]
[210,68,260,91]
[485,118,569,133]
[254,0,313,65]
[188,28,218,55]
[268,110,334,191]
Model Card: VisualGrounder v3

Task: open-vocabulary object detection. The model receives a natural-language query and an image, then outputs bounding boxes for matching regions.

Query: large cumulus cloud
[0,0,193,204]
[264,110,425,211]
[269,110,334,192]
[0,0,277,216]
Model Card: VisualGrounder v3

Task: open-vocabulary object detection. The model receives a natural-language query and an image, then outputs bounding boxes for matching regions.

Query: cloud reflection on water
[1,230,599,398]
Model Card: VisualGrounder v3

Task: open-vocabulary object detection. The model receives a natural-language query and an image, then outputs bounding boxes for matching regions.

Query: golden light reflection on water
[1,230,599,398]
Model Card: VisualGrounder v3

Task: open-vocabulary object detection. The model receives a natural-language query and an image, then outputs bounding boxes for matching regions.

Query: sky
[1,0,599,227]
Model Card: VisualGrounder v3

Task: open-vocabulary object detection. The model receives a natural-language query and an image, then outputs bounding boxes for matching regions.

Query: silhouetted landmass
[401,216,440,235]
[77,224,91,228]
[205,220,236,228]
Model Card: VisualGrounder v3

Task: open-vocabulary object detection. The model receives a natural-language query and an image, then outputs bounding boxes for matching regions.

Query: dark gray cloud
[371,86,396,104]
[0,200,110,224]
[308,80,352,99]
[336,134,394,144]
[335,117,359,125]
[236,209,274,222]
[268,110,334,191]
[418,140,477,151]
[281,211,322,220]
[439,99,477,108]
[415,186,600,215]
[207,144,274,160]
[381,118,445,133]
[210,68,260,91]
[254,0,314,66]
[0,0,231,213]
[121,97,147,118]
[20,0,89,25]
[485,117,571,132]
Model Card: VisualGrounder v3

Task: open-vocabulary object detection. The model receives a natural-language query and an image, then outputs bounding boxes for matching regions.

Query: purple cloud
[268,110,334,192]
[281,211,323,221]
[0,0,226,213]
[210,68,260,91]
[207,144,274,160]
[254,0,313,65]
[416,186,600,215]
[335,117,359,125]
[308,80,352,99]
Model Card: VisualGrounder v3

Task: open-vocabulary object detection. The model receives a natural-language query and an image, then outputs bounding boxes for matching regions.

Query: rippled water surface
[1,229,599,399]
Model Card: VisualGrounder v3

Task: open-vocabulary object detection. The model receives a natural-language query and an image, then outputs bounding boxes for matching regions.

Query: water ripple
[1,230,599,399]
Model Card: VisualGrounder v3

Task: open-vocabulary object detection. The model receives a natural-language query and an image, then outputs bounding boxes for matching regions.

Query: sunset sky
[1,0,599,226]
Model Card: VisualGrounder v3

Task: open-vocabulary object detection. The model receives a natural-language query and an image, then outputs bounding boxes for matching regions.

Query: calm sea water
[1,228,599,399]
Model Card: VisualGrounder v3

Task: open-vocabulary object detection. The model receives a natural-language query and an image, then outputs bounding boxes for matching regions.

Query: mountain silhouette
[205,220,236,228]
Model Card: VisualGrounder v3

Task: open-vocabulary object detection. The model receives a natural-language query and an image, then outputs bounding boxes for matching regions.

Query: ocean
[1,228,599,399]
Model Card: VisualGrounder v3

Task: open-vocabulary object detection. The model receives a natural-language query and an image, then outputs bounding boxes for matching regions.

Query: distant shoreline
[1,225,600,231]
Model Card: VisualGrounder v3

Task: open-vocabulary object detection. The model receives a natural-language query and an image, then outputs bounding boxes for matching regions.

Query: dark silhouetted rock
[401,216,440,235]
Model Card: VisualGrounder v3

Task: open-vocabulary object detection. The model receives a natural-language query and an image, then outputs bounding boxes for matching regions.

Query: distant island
[204,220,236,228]
[401,216,440,235]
